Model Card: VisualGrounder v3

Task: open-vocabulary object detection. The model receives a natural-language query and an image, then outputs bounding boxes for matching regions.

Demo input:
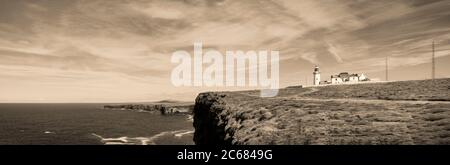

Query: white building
[313,65,320,86]
[330,72,369,84]
[312,66,369,86]
[358,74,367,81]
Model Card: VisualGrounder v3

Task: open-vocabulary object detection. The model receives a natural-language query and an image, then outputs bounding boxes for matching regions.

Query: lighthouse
[313,65,320,86]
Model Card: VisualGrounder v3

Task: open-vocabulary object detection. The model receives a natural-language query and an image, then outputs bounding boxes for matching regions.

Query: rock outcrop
[104,103,194,115]
[193,78,450,145]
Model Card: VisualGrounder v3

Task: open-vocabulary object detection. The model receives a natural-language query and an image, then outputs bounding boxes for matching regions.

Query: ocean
[0,103,194,145]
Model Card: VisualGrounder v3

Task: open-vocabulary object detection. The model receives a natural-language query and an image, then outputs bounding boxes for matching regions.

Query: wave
[187,115,193,122]
[174,130,194,137]
[91,133,146,145]
[102,108,156,114]
[91,129,194,145]
[44,131,55,134]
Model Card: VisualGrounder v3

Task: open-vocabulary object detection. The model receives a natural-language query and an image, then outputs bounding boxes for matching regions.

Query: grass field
[193,78,450,145]
[302,78,450,101]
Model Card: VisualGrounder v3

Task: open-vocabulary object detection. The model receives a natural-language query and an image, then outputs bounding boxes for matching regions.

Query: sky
[0,0,449,102]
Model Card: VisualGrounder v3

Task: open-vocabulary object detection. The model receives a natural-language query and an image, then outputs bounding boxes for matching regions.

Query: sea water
[0,103,194,145]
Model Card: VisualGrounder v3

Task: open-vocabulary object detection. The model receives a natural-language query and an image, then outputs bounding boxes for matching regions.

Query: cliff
[193,78,450,145]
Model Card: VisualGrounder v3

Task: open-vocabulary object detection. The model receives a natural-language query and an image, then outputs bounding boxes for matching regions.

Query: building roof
[331,72,364,78]
[331,75,340,78]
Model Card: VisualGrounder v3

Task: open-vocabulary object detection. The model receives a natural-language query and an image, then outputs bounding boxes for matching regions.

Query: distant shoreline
[103,102,194,115]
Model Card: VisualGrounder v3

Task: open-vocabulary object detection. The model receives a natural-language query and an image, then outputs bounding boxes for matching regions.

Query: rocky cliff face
[193,78,450,145]
[193,93,232,145]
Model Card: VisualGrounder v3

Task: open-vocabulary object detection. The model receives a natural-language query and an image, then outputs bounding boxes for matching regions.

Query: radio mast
[432,41,435,80]
[386,56,388,81]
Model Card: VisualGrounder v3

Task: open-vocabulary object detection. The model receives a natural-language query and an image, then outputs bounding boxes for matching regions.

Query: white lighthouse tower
[313,65,320,86]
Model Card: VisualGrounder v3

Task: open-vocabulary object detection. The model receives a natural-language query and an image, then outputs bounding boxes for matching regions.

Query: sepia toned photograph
[0,0,449,151]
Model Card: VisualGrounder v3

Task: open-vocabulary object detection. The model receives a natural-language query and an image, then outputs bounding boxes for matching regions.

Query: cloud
[128,1,186,20]
[1,0,450,102]
[326,42,344,63]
